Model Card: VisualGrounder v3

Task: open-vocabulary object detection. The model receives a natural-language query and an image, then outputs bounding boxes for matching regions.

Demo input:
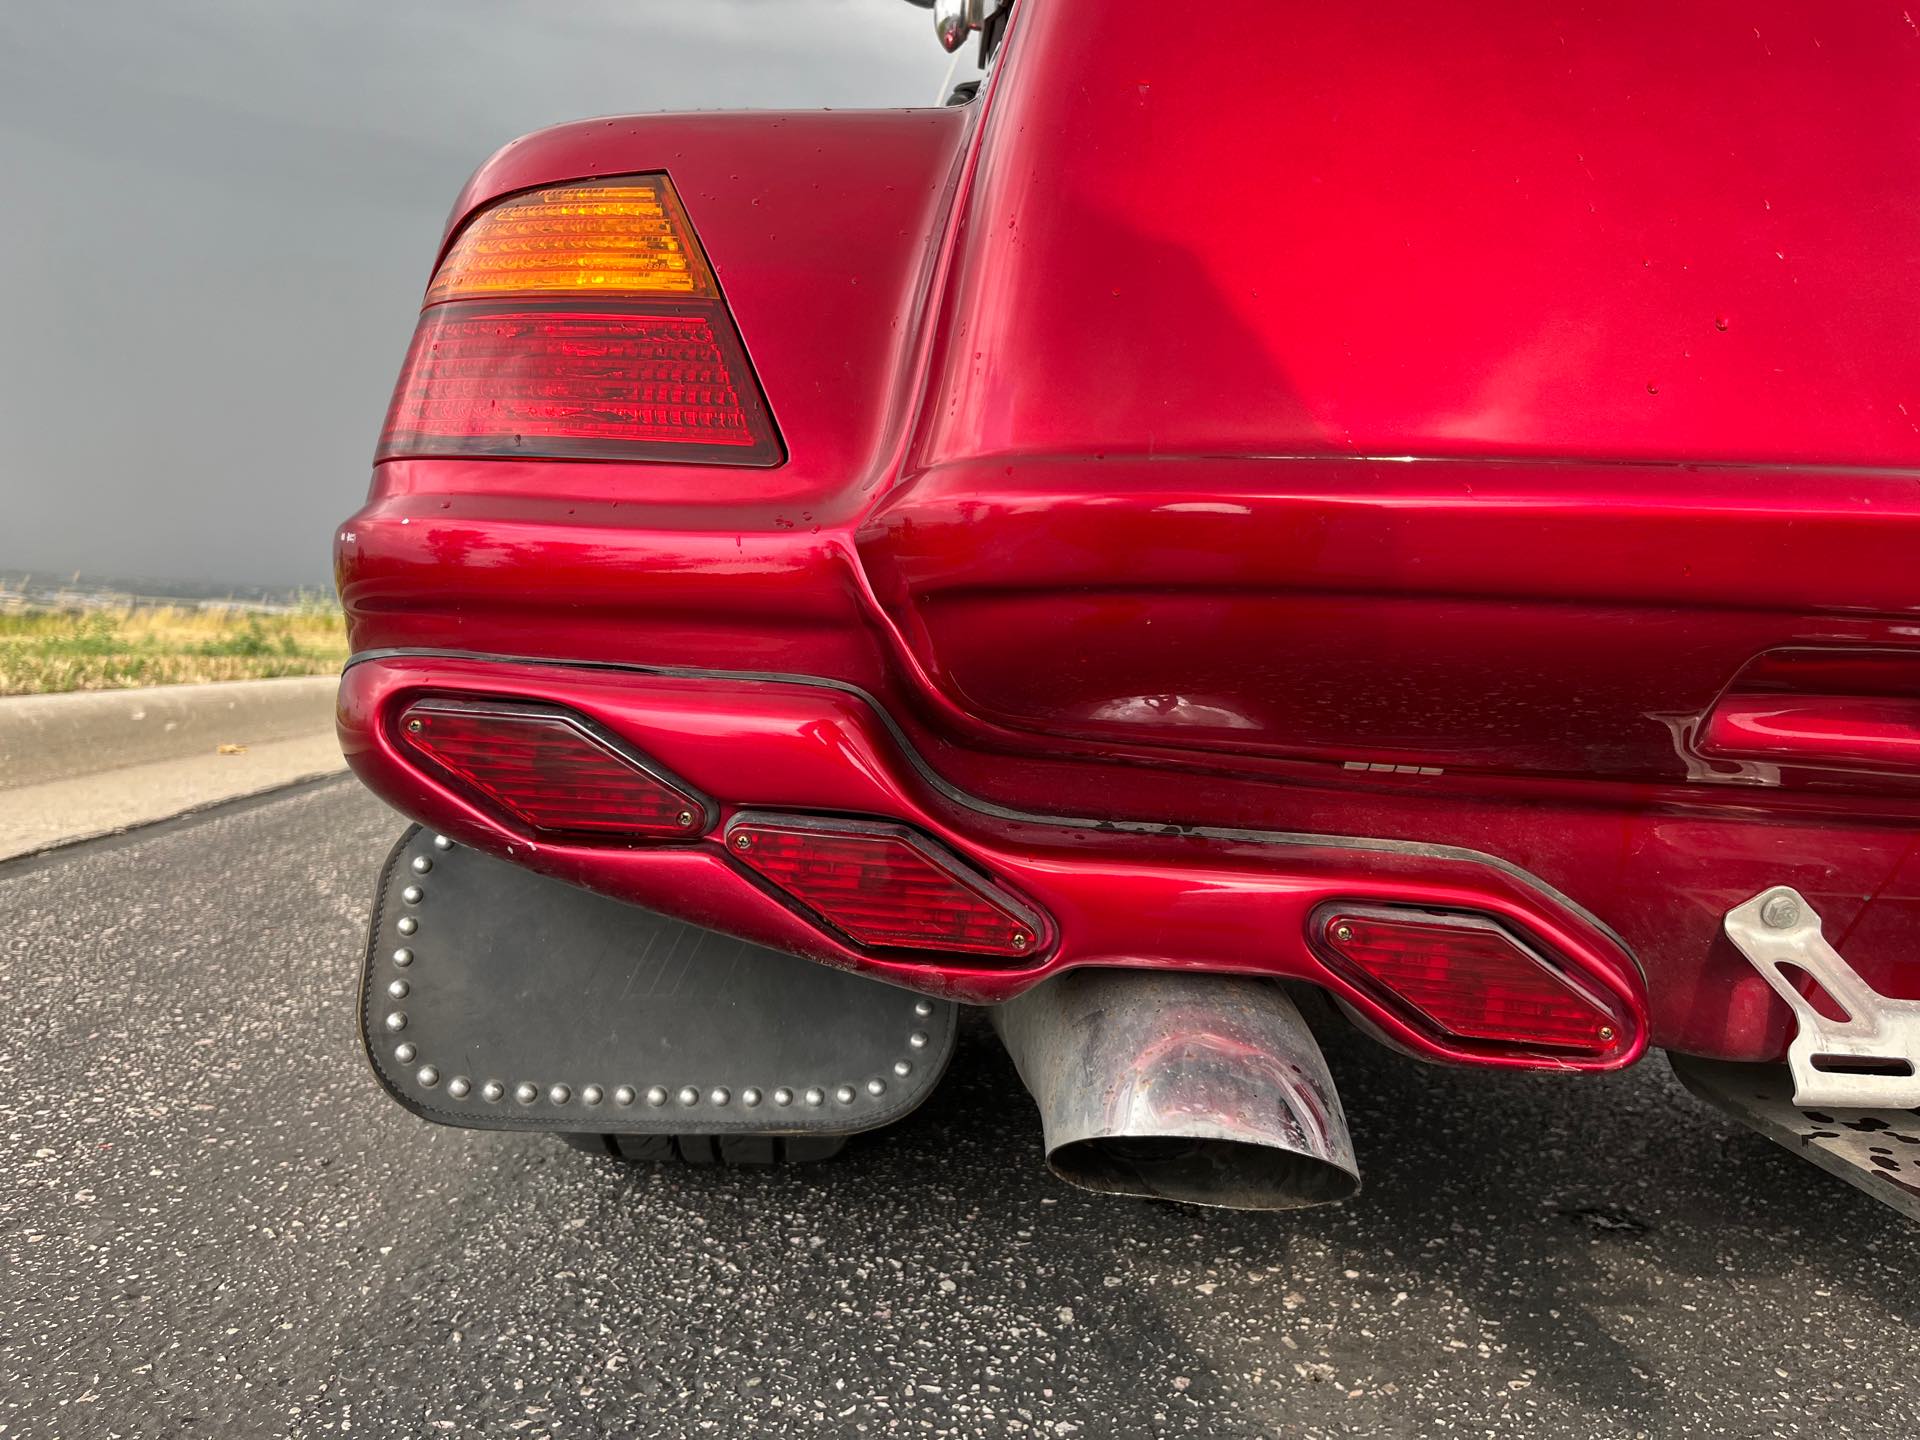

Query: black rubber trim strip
[344,647,1640,966]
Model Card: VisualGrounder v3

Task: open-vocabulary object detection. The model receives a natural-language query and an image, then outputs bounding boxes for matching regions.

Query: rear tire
[559,1133,848,1166]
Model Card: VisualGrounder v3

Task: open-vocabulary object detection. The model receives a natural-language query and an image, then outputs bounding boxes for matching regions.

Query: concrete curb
[0,676,340,790]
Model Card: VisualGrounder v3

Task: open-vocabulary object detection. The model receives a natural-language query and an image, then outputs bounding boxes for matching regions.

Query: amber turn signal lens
[426,178,718,304]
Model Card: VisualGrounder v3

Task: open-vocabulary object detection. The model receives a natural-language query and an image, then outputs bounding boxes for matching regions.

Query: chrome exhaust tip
[992,970,1359,1211]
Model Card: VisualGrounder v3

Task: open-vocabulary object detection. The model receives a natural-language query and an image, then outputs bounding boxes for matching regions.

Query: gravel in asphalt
[2,778,1915,1438]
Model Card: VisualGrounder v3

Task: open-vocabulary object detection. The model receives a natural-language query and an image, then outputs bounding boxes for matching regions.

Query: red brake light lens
[377,174,781,466]
[397,699,709,840]
[727,816,1048,962]
[378,303,778,462]
[1314,906,1625,1055]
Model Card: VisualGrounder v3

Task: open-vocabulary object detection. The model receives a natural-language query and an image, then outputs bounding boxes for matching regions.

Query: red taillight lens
[397,699,710,840]
[1314,906,1624,1055]
[377,174,781,466]
[378,303,778,462]
[727,816,1047,961]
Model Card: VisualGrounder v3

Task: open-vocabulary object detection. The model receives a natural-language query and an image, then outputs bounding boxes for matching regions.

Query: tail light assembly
[1310,903,1633,1060]
[378,175,782,465]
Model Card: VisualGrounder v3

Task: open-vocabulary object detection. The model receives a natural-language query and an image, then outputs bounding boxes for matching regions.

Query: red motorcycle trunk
[338,0,1920,1069]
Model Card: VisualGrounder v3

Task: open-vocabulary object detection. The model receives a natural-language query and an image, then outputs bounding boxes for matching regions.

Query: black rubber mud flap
[359,827,958,1136]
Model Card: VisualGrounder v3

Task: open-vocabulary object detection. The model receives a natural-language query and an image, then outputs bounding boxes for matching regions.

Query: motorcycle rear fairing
[338,0,1920,1080]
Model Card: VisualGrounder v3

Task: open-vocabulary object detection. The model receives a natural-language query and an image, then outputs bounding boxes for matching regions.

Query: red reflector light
[377,302,781,464]
[727,816,1047,961]
[397,699,710,840]
[1314,906,1624,1055]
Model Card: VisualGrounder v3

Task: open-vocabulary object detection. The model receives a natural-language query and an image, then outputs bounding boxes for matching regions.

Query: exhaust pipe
[992,970,1359,1211]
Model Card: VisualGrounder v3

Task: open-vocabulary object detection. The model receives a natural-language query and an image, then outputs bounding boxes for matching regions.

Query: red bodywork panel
[339,0,1920,1066]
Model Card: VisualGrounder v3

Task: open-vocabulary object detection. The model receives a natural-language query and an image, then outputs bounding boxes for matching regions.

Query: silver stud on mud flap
[1723,886,1920,1109]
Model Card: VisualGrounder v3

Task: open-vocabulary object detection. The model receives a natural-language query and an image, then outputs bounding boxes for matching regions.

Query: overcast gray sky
[0,0,954,587]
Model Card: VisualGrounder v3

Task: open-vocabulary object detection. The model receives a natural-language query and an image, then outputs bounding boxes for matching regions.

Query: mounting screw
[1597,1026,1616,1043]
[676,810,695,829]
[1334,924,1354,943]
[734,833,753,851]
[1760,892,1802,930]
[407,719,422,733]
[1011,932,1030,950]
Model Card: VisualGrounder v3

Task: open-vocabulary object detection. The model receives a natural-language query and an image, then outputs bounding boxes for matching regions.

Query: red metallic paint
[1700,648,1920,774]
[1702,695,1920,774]
[919,2,1920,470]
[338,0,1920,1069]
[856,457,1920,786]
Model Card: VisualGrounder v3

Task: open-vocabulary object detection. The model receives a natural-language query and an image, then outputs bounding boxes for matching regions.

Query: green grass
[0,600,349,695]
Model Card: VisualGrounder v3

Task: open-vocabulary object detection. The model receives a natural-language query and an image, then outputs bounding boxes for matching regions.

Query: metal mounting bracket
[1723,886,1920,1109]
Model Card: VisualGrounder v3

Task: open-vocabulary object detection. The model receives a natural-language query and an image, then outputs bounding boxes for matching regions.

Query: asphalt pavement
[3,778,1915,1438]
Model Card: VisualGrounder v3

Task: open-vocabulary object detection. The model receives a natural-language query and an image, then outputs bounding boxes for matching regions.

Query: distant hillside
[0,570,329,613]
